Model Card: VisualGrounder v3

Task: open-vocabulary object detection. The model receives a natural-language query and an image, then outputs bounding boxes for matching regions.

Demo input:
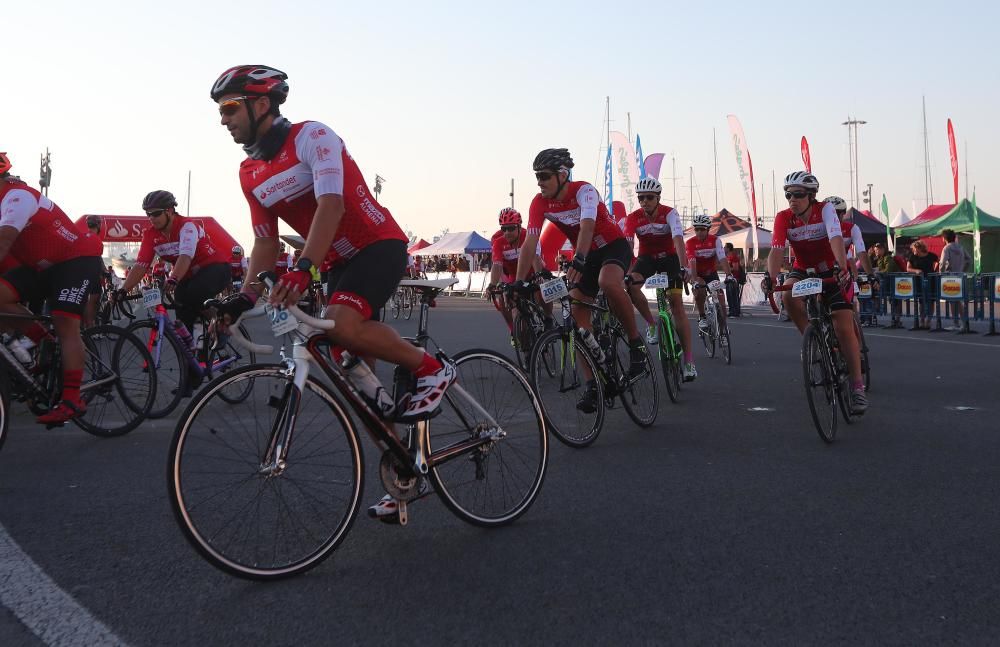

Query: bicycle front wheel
[528,329,605,448]
[657,316,681,403]
[127,318,187,418]
[168,364,363,581]
[428,349,547,526]
[75,325,156,437]
[701,313,717,358]
[856,318,871,392]
[719,308,732,365]
[511,314,534,371]
[802,324,837,443]
[401,287,414,320]
[0,370,9,455]
[611,331,659,428]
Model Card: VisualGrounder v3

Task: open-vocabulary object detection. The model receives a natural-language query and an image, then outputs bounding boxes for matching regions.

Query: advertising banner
[939,275,964,300]
[894,276,914,298]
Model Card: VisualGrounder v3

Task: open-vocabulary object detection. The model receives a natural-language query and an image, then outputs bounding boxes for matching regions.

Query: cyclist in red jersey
[685,213,733,333]
[275,244,291,277]
[118,190,232,334]
[229,245,249,287]
[0,152,105,424]
[724,242,746,317]
[487,207,551,338]
[515,148,646,413]
[825,196,874,291]
[764,172,867,413]
[623,177,697,380]
[208,65,456,429]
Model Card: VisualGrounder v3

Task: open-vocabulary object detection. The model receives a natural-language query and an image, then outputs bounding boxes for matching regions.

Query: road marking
[0,523,128,646]
[734,321,1000,349]
[946,406,981,411]
[748,407,775,412]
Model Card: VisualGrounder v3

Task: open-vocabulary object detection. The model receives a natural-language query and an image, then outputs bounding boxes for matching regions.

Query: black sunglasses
[145,209,166,218]
[535,171,555,182]
[637,194,658,202]
[500,225,519,232]
[784,191,809,200]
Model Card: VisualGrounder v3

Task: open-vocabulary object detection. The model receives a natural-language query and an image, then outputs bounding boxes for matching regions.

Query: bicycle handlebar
[765,276,839,314]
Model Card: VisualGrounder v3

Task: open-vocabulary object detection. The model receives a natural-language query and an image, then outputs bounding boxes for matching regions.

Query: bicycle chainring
[379,449,423,501]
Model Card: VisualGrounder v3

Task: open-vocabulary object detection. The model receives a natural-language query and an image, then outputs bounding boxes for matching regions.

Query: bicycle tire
[528,328,605,448]
[657,316,682,403]
[401,287,414,320]
[74,325,156,437]
[802,324,837,443]
[511,314,533,371]
[832,330,855,426]
[216,323,257,404]
[428,349,548,526]
[168,364,363,581]
[719,307,732,365]
[611,330,659,428]
[390,291,401,319]
[855,318,871,392]
[0,370,9,455]
[701,311,717,358]
[127,318,188,418]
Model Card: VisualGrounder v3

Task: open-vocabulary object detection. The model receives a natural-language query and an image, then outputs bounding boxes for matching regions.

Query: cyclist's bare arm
[489,262,503,288]
[0,225,16,262]
[532,255,547,275]
[514,233,540,281]
[120,264,150,293]
[170,254,193,282]
[766,247,783,282]
[244,237,281,299]
[574,220,595,259]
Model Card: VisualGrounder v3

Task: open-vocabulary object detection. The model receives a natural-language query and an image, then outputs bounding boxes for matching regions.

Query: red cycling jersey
[526,181,623,252]
[240,120,407,268]
[839,220,865,260]
[275,251,290,276]
[134,214,228,278]
[623,204,683,257]
[685,234,726,276]
[0,180,102,270]
[491,229,542,279]
[771,202,843,273]
[229,255,248,279]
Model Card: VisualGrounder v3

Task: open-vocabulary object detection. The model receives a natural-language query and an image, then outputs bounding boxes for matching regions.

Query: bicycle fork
[260,348,312,476]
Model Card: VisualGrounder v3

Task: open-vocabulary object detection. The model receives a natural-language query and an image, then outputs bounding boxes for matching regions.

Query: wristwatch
[295,256,314,272]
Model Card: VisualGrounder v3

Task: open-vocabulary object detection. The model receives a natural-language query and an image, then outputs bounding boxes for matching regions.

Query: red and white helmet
[211,65,289,103]
[498,207,522,226]
[783,171,820,192]
[0,152,11,175]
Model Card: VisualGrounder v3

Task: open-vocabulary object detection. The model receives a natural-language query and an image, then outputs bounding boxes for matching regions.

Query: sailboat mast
[965,140,969,200]
[627,112,631,142]
[186,170,192,215]
[672,156,677,208]
[713,128,719,214]
[689,166,694,219]
[922,96,934,206]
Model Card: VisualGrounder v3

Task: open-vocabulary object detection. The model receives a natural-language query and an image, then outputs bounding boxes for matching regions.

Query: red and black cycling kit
[623,204,683,258]
[229,255,248,281]
[526,181,623,251]
[0,179,103,319]
[685,234,726,279]
[134,214,229,277]
[239,120,408,317]
[491,229,542,281]
[771,201,851,310]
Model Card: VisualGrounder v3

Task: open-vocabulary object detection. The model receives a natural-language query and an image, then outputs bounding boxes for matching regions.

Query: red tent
[899,204,955,231]
[408,239,431,254]
[76,215,242,253]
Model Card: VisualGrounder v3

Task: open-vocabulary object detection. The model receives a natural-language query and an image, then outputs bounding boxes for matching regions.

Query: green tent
[894,199,1000,272]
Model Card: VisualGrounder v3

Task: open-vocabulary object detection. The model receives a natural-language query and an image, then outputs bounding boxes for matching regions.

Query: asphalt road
[1,296,999,646]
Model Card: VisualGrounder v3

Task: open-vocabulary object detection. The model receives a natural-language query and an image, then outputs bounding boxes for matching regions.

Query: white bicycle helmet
[692,213,712,228]
[824,196,847,212]
[635,177,662,194]
[783,171,820,191]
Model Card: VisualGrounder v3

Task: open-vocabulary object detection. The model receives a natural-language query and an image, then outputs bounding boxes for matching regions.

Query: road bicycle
[645,273,686,403]
[0,313,156,440]
[389,284,414,320]
[168,275,547,580]
[491,282,552,371]
[694,279,733,365]
[126,288,256,418]
[769,273,867,443]
[528,276,657,448]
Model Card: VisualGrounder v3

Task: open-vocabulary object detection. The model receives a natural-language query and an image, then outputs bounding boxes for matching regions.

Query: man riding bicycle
[487,207,551,339]
[622,177,698,381]
[0,151,105,424]
[514,148,646,412]
[229,245,249,287]
[208,65,456,424]
[763,172,868,414]
[117,190,232,338]
[825,195,875,309]
[685,213,734,334]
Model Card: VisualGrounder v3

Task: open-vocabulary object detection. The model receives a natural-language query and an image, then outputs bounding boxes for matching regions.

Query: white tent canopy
[684,227,772,253]
[890,208,911,228]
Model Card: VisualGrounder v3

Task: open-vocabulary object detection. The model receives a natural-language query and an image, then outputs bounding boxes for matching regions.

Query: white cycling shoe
[397,358,458,421]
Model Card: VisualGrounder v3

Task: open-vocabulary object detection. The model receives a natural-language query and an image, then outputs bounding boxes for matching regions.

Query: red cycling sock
[61,369,83,403]
[25,323,50,344]
[414,352,442,378]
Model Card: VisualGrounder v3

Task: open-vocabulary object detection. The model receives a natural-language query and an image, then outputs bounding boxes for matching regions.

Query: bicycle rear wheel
[390,291,401,319]
[428,349,547,526]
[74,326,156,437]
[657,317,681,403]
[401,287,414,320]
[611,331,658,428]
[127,318,187,418]
[168,365,363,581]
[529,329,605,448]
[0,370,9,455]
[802,324,837,443]
[511,314,534,371]
[701,312,717,358]
[856,318,871,392]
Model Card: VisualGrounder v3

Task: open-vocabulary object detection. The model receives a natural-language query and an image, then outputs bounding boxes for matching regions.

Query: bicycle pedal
[396,500,408,526]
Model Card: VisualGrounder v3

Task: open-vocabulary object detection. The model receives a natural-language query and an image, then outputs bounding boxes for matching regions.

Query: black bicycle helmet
[532,148,574,172]
[211,65,289,104]
[142,190,178,211]
[85,214,102,228]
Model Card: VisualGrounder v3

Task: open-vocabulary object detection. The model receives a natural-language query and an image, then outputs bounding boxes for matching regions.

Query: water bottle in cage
[341,352,396,418]
[578,328,605,363]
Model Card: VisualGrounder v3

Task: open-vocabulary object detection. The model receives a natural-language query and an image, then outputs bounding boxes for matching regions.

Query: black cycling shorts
[174,262,232,330]
[577,238,631,298]
[630,253,684,292]
[787,268,851,311]
[1,256,103,319]
[326,239,407,320]
[697,271,721,285]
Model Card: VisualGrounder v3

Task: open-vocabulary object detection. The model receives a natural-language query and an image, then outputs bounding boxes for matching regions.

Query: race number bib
[644,273,670,289]
[539,278,569,303]
[268,305,299,336]
[142,288,162,309]
[792,278,823,298]
[708,280,723,292]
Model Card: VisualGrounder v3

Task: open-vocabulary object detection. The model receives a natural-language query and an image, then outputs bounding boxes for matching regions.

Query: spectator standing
[939,229,972,327]
[906,240,939,329]
[723,242,745,317]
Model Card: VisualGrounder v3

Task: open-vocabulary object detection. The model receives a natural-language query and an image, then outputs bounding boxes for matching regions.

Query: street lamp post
[842,118,867,208]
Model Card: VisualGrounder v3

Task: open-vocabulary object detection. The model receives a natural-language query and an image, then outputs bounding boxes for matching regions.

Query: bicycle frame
[654,286,682,361]
[144,306,243,379]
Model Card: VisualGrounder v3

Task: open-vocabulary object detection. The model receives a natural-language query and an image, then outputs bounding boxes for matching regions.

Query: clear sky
[5,0,998,246]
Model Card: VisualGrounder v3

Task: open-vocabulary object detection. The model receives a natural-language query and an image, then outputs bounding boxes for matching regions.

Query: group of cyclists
[1,65,870,524]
